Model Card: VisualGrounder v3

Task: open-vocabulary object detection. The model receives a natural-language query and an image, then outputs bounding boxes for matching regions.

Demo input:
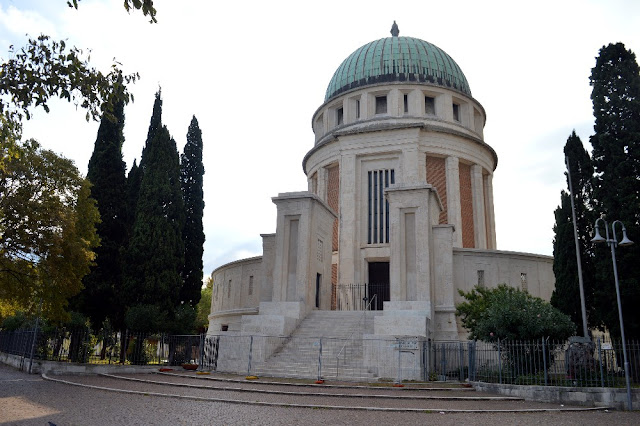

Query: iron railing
[0,329,205,367]
[2,329,639,388]
[335,283,387,311]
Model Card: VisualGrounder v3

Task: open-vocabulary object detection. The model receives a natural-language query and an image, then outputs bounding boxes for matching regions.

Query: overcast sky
[2,0,640,278]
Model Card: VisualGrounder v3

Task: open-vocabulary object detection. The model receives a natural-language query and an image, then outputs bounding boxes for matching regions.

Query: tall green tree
[0,140,100,322]
[140,90,163,171]
[125,92,162,239]
[589,43,640,340]
[123,93,185,327]
[551,131,596,331]
[74,100,128,329]
[180,116,205,306]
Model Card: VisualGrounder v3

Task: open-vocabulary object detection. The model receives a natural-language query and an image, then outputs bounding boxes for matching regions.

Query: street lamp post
[592,218,633,411]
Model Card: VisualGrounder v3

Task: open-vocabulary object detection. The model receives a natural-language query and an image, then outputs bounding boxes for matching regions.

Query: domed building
[208,24,553,346]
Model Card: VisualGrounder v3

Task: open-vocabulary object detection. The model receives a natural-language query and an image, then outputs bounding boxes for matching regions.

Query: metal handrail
[335,294,377,377]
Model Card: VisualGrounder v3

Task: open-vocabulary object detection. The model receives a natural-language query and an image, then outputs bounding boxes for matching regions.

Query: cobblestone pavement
[1,364,639,426]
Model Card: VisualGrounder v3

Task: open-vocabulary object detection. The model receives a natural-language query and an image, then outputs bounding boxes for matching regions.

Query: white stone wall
[208,256,263,333]
[450,248,555,339]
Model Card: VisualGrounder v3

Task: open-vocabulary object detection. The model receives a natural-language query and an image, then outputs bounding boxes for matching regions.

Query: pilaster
[445,156,462,248]
[471,164,487,249]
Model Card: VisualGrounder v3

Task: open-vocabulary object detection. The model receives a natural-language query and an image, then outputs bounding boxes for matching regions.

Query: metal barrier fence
[335,284,387,311]
[0,329,205,368]
[2,329,638,387]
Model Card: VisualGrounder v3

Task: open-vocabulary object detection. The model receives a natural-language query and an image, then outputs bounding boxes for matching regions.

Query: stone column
[338,154,357,285]
[432,225,458,340]
[445,157,462,248]
[316,166,328,201]
[471,164,487,249]
[389,88,401,117]
[483,173,497,249]
[259,233,275,303]
[402,145,420,183]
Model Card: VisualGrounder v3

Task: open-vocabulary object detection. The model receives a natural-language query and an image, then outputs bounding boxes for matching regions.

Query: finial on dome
[390,21,399,37]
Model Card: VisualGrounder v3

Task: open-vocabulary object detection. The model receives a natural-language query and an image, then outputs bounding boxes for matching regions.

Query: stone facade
[208,27,554,342]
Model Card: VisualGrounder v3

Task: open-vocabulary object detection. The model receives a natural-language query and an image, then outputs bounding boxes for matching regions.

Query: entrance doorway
[368,262,390,310]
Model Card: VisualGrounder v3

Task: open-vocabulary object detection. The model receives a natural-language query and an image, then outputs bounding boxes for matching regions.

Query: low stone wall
[473,381,639,410]
[1,352,158,375]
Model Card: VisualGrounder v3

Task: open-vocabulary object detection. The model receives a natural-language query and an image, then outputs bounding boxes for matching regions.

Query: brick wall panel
[327,165,340,251]
[459,163,475,248]
[426,156,447,224]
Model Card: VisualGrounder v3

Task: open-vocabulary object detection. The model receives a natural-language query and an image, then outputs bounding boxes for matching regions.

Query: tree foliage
[195,277,212,332]
[68,0,158,23]
[456,285,576,342]
[589,43,640,340]
[551,131,596,330]
[1,35,138,169]
[0,140,100,322]
[180,116,205,306]
[123,92,185,325]
[74,100,128,329]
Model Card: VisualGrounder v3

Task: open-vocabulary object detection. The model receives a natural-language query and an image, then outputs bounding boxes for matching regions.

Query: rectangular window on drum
[367,168,395,244]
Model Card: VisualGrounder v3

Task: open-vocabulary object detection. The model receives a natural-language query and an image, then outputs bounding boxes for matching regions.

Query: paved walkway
[1,364,638,425]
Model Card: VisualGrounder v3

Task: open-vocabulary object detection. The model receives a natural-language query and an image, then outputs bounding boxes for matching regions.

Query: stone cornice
[302,119,498,174]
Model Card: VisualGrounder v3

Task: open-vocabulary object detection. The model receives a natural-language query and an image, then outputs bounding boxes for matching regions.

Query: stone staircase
[250,310,381,380]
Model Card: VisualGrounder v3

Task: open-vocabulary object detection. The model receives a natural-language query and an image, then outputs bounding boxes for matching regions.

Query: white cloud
[0,4,57,40]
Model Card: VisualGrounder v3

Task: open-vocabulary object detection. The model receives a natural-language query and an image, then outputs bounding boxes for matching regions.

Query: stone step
[256,310,378,379]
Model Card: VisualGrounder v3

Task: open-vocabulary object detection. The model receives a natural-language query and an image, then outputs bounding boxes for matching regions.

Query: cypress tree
[75,100,128,329]
[125,159,142,239]
[180,116,205,306]
[589,43,640,339]
[140,89,163,171]
[123,93,185,326]
[551,131,596,331]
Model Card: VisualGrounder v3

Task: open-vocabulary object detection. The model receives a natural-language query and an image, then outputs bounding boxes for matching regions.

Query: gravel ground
[1,363,639,426]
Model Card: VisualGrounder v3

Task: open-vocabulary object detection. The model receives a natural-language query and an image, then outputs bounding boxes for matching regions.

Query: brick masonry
[426,156,447,224]
[459,162,475,248]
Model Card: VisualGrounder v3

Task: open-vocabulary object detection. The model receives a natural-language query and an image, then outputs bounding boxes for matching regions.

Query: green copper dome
[325,36,471,102]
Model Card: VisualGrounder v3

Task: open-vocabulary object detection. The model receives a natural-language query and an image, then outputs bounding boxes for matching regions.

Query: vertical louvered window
[367,169,395,244]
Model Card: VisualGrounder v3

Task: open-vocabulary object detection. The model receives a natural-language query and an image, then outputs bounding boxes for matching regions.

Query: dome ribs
[324,36,471,102]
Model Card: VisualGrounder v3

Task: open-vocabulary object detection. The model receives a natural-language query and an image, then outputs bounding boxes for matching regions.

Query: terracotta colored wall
[426,156,447,224]
[459,163,475,248]
[327,165,340,251]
